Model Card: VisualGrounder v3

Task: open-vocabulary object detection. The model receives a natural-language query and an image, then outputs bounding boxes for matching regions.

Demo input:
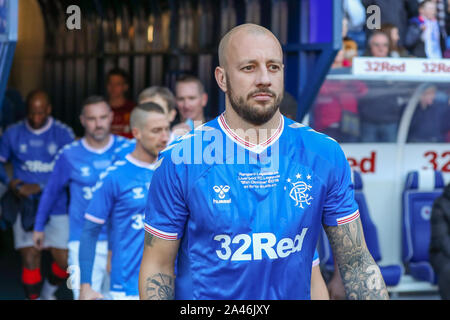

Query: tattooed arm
[138,232,180,300]
[324,217,389,300]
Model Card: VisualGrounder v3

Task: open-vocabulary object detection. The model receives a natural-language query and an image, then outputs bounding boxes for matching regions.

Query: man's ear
[131,126,140,140]
[214,67,227,93]
[201,93,208,108]
[168,109,177,123]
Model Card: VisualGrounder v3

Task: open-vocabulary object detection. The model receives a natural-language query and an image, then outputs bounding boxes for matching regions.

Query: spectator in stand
[380,23,411,57]
[342,16,359,67]
[407,85,450,142]
[312,52,367,142]
[106,68,136,138]
[404,0,447,58]
[430,0,449,39]
[362,0,419,47]
[363,30,391,57]
[359,32,405,142]
[343,0,366,54]
[429,181,450,300]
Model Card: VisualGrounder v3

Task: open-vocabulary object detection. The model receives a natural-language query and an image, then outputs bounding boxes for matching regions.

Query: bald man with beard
[0,90,75,300]
[139,24,388,300]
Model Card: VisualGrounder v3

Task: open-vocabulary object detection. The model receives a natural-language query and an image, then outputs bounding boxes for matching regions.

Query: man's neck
[109,97,126,109]
[223,105,282,145]
[83,134,112,151]
[130,144,156,165]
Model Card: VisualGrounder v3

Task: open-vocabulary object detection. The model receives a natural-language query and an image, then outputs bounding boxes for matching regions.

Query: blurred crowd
[338,0,450,68]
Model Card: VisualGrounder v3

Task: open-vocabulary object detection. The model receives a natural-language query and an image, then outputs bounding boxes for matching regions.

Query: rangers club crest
[285,173,313,208]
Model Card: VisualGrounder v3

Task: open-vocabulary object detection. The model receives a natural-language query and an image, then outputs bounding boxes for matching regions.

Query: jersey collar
[81,134,114,154]
[218,113,284,154]
[25,117,53,135]
[125,154,156,170]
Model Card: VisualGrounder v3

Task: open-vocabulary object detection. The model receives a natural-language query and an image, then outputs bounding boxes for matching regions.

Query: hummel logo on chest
[213,185,231,204]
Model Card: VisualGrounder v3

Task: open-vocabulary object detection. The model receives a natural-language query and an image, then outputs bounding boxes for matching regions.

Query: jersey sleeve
[84,169,118,225]
[34,151,72,232]
[144,153,189,241]
[312,249,320,267]
[321,142,359,227]
[58,125,75,147]
[0,128,12,163]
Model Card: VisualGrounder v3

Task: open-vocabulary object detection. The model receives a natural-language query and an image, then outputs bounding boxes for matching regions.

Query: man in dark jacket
[404,0,446,58]
[430,182,450,300]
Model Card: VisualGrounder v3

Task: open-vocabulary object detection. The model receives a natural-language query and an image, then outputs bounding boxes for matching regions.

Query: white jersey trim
[125,154,156,170]
[81,135,114,154]
[218,113,284,154]
[144,223,178,240]
[25,117,54,135]
[84,213,106,225]
[336,210,360,226]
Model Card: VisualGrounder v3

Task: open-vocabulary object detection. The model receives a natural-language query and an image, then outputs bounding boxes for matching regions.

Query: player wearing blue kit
[33,96,128,300]
[139,24,389,300]
[78,103,170,300]
[0,90,75,300]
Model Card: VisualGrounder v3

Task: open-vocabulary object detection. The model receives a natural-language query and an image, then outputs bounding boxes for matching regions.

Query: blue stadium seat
[318,170,402,286]
[402,170,445,284]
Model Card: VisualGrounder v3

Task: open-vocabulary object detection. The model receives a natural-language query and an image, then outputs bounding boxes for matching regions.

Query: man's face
[175,82,207,122]
[222,31,284,125]
[135,112,170,158]
[27,96,51,130]
[107,75,128,100]
[80,102,113,141]
[421,2,437,20]
[369,34,390,57]
[420,87,436,107]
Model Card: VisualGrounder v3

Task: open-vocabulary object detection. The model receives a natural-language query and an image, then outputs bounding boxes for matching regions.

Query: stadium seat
[402,170,445,284]
[318,170,403,286]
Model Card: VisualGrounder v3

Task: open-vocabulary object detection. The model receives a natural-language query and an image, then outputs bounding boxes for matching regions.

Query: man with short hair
[0,89,75,300]
[139,24,389,300]
[33,96,128,300]
[78,102,170,300]
[106,68,136,138]
[138,86,177,123]
[171,75,210,138]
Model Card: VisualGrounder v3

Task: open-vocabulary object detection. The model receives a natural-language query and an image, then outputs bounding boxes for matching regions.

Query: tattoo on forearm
[325,219,389,300]
[145,273,175,300]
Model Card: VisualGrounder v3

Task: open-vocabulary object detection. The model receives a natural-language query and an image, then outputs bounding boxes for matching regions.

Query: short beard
[226,77,283,126]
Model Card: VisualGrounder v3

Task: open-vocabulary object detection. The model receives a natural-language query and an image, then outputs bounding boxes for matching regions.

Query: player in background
[33,96,128,300]
[171,75,210,138]
[78,103,170,300]
[139,24,388,300]
[113,86,178,159]
[0,90,75,300]
[106,68,136,138]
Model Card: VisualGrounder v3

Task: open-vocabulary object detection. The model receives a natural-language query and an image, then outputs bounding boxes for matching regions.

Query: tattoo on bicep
[145,273,175,300]
[325,219,389,300]
[145,232,154,247]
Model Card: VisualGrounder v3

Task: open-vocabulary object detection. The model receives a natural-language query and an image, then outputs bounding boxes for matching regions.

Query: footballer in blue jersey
[139,24,389,300]
[0,90,75,300]
[78,102,170,300]
[33,96,129,300]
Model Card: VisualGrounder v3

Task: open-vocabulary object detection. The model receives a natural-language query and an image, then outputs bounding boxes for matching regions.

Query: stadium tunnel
[0,0,342,299]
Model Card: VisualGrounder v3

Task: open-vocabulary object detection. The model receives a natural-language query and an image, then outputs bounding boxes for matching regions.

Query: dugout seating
[402,170,445,284]
[318,170,402,286]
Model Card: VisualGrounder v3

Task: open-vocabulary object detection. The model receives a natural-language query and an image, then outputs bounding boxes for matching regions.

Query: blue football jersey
[144,114,359,300]
[0,117,74,219]
[0,117,74,185]
[84,154,155,295]
[34,135,129,239]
